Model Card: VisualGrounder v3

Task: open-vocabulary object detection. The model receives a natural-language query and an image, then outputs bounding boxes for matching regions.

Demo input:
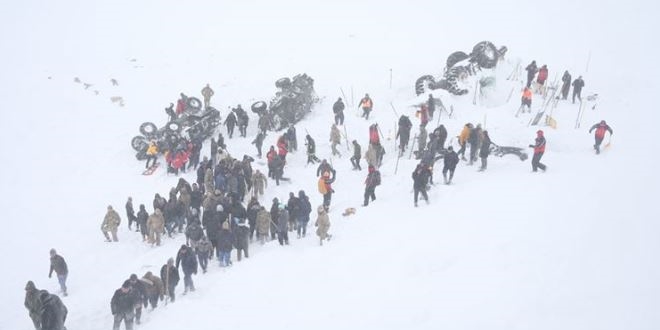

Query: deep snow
[1,1,659,329]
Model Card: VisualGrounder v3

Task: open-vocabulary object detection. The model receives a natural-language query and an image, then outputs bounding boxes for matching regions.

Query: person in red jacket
[536,65,548,94]
[266,146,277,178]
[175,93,186,115]
[369,124,380,145]
[529,130,547,172]
[277,135,288,161]
[418,104,429,128]
[588,120,613,154]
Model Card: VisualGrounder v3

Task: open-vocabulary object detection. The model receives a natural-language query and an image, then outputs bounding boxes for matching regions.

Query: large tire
[131,135,148,152]
[275,77,291,89]
[251,101,267,114]
[471,41,499,69]
[446,51,470,69]
[139,122,158,137]
[415,75,436,96]
[166,121,182,133]
[186,97,202,112]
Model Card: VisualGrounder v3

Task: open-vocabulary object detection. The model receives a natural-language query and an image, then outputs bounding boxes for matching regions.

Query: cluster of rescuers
[26,72,613,329]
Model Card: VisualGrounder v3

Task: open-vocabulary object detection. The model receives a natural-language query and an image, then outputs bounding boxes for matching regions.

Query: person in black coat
[271,154,285,186]
[160,258,179,302]
[297,190,312,238]
[286,125,297,151]
[350,140,362,170]
[252,131,266,158]
[433,125,448,151]
[270,198,280,240]
[396,115,413,155]
[333,97,345,125]
[127,274,146,325]
[246,197,261,240]
[224,112,237,138]
[412,163,432,207]
[176,245,198,294]
[442,146,459,184]
[111,281,137,330]
[287,192,300,233]
[217,221,234,267]
[427,94,436,119]
[125,197,136,231]
[234,220,250,261]
[39,290,67,330]
[572,76,585,104]
[478,130,492,171]
[561,70,572,100]
[190,183,203,213]
[305,135,320,164]
[525,60,538,88]
[136,204,149,241]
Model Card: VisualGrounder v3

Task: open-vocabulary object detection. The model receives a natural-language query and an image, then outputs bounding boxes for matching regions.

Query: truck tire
[139,122,158,137]
[131,136,148,152]
[471,41,499,69]
[415,75,436,96]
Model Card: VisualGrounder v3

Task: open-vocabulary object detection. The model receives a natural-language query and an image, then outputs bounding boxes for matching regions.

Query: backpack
[373,171,381,186]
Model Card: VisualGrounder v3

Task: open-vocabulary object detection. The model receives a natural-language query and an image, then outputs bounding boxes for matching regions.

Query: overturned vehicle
[130,95,220,160]
[251,73,318,131]
[415,41,508,96]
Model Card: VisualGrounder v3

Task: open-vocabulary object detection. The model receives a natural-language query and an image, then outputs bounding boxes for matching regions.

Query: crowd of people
[26,69,614,329]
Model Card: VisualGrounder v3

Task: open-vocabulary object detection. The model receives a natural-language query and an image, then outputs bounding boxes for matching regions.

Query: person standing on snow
[358,93,374,119]
[396,115,413,155]
[529,130,547,172]
[561,70,572,100]
[296,190,312,238]
[276,203,290,245]
[125,197,137,231]
[24,281,42,329]
[160,258,179,302]
[217,221,234,266]
[330,124,342,157]
[525,60,538,88]
[111,281,137,330]
[588,120,613,154]
[256,206,271,244]
[127,274,146,325]
[427,94,436,119]
[535,64,549,94]
[201,84,214,109]
[175,245,198,294]
[363,165,381,207]
[521,87,533,114]
[412,163,432,207]
[39,290,68,330]
[224,111,237,138]
[102,205,121,242]
[305,134,321,164]
[350,140,362,170]
[442,146,459,184]
[318,169,336,211]
[333,97,345,125]
[457,123,472,161]
[478,130,492,171]
[315,205,332,246]
[48,249,68,297]
[572,76,585,104]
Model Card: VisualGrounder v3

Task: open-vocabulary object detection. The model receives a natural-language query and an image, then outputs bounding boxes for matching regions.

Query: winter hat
[317,205,326,213]
[25,281,36,291]
[600,120,606,125]
[167,257,174,265]
[222,221,230,230]
[129,274,138,281]
[122,280,131,289]
[537,130,544,136]
[49,248,56,256]
[107,205,113,210]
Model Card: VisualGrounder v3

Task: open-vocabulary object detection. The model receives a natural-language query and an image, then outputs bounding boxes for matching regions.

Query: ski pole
[390,102,399,117]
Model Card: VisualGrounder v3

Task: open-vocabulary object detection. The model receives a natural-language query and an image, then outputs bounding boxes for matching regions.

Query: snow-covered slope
[1,1,659,329]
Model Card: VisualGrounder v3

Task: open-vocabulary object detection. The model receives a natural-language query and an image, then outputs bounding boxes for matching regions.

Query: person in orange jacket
[457,123,472,161]
[358,93,373,119]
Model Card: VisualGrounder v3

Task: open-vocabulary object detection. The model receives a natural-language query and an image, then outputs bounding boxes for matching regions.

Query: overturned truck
[415,41,507,96]
[251,73,318,131]
[130,95,220,160]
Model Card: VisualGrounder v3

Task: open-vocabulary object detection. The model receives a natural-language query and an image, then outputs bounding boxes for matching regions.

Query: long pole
[390,102,399,117]
[389,69,393,89]
[585,50,592,73]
